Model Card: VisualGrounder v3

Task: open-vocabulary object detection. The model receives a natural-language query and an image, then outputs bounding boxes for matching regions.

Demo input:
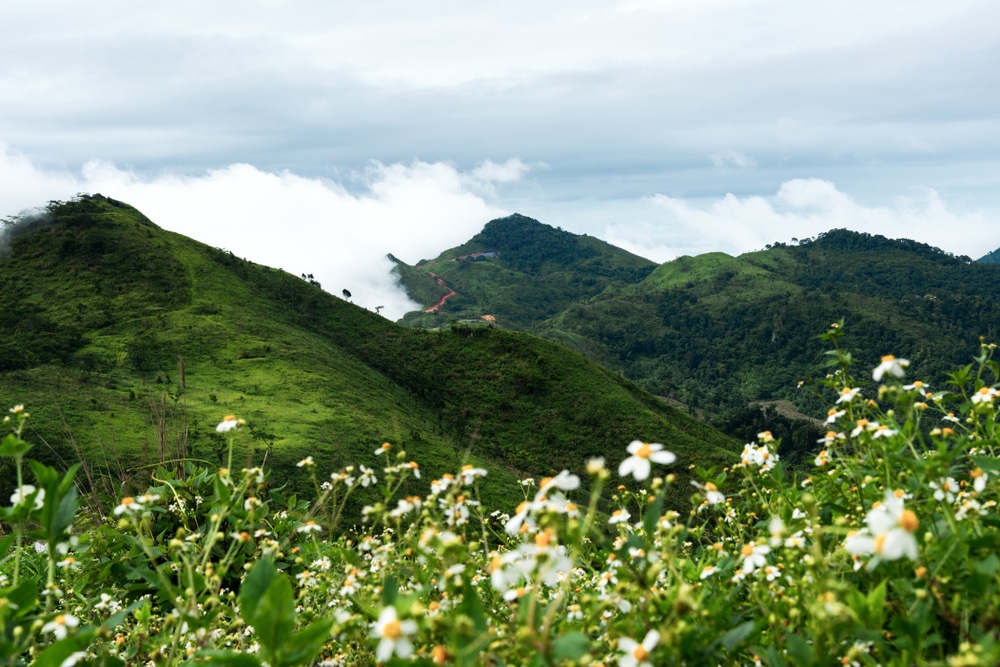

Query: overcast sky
[2,0,998,318]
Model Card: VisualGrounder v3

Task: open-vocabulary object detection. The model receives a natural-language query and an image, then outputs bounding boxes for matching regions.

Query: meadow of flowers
[2,325,999,666]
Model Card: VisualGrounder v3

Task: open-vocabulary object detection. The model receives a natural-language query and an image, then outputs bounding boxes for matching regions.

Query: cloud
[0,146,528,320]
[710,150,757,169]
[604,178,990,262]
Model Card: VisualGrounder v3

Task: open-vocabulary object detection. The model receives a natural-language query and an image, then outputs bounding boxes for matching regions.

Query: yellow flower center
[636,443,653,458]
[705,482,717,492]
[741,544,755,557]
[382,619,403,640]
[223,415,236,422]
[893,489,905,498]
[874,533,887,554]
[633,645,649,661]
[900,509,919,532]
[971,468,984,479]
[881,355,896,362]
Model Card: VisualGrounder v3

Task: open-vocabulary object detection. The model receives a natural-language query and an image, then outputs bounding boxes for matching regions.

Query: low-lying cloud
[605,178,991,262]
[0,145,524,320]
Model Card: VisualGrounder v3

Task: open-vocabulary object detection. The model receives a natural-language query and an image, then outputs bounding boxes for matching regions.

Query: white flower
[873,355,909,382]
[371,607,418,662]
[297,520,322,534]
[929,477,958,503]
[836,388,861,404]
[971,386,998,404]
[216,415,241,432]
[971,467,989,493]
[618,441,676,481]
[691,480,725,505]
[843,491,919,567]
[618,630,660,667]
[739,542,770,574]
[42,613,79,640]
[458,465,488,485]
[10,485,44,510]
[60,651,88,667]
[608,509,632,525]
[536,471,580,498]
[113,496,144,515]
[296,456,315,468]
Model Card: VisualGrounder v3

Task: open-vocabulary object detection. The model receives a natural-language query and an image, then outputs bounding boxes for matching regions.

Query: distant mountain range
[394,215,1000,462]
[0,196,738,513]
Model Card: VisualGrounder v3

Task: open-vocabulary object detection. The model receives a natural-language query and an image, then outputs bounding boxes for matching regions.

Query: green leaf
[784,633,813,666]
[0,433,31,457]
[279,618,335,666]
[197,650,263,667]
[6,578,39,618]
[30,630,96,667]
[54,484,79,536]
[382,574,399,607]
[722,621,756,652]
[974,554,1000,576]
[253,575,297,656]
[239,557,278,624]
[551,632,591,662]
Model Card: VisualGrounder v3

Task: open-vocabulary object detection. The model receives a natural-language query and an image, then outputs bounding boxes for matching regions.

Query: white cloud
[0,147,527,320]
[604,179,990,262]
[710,150,757,169]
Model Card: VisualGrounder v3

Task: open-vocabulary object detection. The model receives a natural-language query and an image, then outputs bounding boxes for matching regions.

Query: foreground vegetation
[2,326,999,666]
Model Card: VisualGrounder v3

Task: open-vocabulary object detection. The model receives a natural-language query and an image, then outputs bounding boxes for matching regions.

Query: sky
[2,0,998,319]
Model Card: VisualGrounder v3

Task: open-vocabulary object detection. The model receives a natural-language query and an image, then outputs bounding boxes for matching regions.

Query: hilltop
[0,196,738,513]
[395,220,1000,463]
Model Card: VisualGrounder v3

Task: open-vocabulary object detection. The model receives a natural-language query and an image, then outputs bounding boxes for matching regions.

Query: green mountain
[396,220,1000,464]
[978,247,1000,264]
[0,195,738,512]
[393,214,656,330]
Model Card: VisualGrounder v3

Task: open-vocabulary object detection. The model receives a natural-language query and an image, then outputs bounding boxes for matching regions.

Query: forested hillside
[0,196,737,514]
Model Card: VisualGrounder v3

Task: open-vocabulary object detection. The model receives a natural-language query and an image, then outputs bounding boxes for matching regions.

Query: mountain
[978,247,1000,264]
[395,220,1000,464]
[0,195,738,512]
[393,214,656,330]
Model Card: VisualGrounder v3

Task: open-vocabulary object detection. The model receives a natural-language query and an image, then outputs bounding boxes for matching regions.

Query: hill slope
[0,196,738,511]
[393,214,656,330]
[396,220,1000,463]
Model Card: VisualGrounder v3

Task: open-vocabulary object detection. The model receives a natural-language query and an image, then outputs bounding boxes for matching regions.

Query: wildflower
[216,415,242,432]
[903,380,928,395]
[296,456,315,468]
[836,388,860,404]
[608,509,632,525]
[739,542,770,574]
[113,496,144,515]
[971,467,989,493]
[871,424,897,439]
[872,355,909,382]
[458,465,488,485]
[617,630,660,667]
[371,606,418,662]
[297,520,323,534]
[375,442,392,455]
[814,450,829,466]
[42,614,79,640]
[586,457,607,476]
[619,441,676,481]
[700,565,719,579]
[407,461,421,478]
[358,465,377,488]
[826,408,846,424]
[843,491,919,567]
[971,386,998,404]
[691,480,725,505]
[929,478,959,503]
[741,443,778,471]
[59,652,88,667]
[9,485,44,510]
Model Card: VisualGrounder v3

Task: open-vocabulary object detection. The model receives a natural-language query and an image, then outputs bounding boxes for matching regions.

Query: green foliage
[2,331,1000,665]
[0,196,735,517]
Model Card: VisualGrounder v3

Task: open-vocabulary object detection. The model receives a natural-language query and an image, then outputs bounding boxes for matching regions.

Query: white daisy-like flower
[618,441,676,481]
[42,613,79,640]
[618,630,660,667]
[691,480,725,505]
[843,491,919,567]
[113,496,144,515]
[296,456,315,468]
[216,415,241,432]
[9,485,44,510]
[836,388,861,404]
[296,520,322,534]
[371,606,418,662]
[873,355,910,382]
[608,509,632,525]
[929,477,958,503]
[971,386,998,404]
[971,467,989,493]
[739,541,771,574]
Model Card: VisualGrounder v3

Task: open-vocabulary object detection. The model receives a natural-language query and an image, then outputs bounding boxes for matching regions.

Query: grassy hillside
[0,196,738,514]
[394,213,656,330]
[396,218,1000,464]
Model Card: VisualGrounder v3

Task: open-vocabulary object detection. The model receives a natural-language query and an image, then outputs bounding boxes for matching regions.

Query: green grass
[0,196,739,516]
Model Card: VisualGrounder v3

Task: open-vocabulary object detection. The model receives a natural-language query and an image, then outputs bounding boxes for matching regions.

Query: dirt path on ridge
[426,273,456,312]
